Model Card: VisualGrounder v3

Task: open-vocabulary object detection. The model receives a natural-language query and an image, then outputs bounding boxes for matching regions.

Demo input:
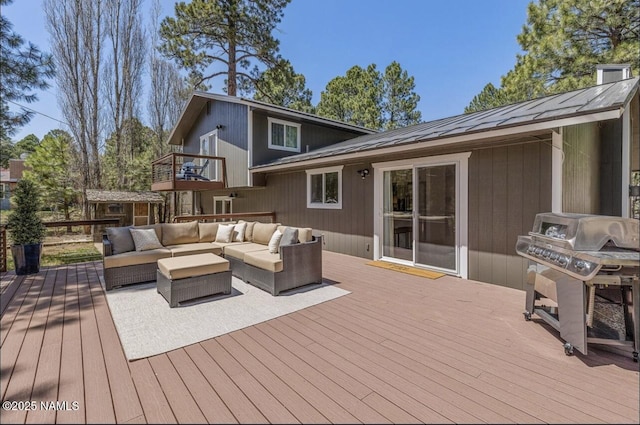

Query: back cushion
[297,227,313,243]
[239,220,257,242]
[106,226,135,254]
[277,225,313,243]
[252,222,278,245]
[161,221,199,246]
[198,222,219,242]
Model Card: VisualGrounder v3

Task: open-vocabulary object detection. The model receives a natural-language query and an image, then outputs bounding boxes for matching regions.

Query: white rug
[100,276,350,361]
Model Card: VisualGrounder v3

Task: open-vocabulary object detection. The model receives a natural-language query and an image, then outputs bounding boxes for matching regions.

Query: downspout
[552,128,563,213]
[621,107,631,218]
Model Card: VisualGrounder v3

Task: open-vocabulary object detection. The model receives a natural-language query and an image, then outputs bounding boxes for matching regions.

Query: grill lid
[530,213,639,251]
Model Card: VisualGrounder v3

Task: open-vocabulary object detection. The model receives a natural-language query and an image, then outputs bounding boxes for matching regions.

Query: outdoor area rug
[366,260,445,279]
[99,276,350,361]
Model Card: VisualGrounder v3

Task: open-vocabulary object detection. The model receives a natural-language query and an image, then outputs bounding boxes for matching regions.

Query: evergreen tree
[464,82,509,114]
[13,134,40,158]
[317,64,383,130]
[466,0,640,111]
[159,0,291,95]
[0,0,55,139]
[23,130,78,222]
[7,179,46,246]
[249,60,315,114]
[317,62,422,131]
[382,61,422,130]
[102,118,155,191]
[0,138,16,168]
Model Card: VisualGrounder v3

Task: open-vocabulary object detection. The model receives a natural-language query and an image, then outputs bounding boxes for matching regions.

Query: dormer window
[268,117,301,152]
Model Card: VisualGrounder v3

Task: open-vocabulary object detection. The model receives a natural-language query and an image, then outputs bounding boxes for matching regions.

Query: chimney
[596,64,632,85]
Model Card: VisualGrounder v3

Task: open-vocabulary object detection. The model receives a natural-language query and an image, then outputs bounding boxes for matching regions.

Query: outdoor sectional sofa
[102,220,323,296]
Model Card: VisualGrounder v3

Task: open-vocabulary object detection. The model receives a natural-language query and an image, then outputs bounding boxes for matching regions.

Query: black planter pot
[11,243,43,275]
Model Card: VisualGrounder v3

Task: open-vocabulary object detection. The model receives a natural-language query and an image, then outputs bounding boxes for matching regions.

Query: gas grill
[515,213,640,360]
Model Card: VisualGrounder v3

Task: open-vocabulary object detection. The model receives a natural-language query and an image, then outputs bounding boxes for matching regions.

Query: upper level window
[306,166,343,209]
[268,117,301,152]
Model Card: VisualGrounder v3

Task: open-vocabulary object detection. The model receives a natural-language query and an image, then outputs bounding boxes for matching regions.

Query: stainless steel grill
[516,212,639,360]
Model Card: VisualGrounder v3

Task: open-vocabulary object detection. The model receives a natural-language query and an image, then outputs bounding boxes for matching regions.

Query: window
[268,117,301,152]
[106,203,124,215]
[0,183,9,200]
[306,166,343,209]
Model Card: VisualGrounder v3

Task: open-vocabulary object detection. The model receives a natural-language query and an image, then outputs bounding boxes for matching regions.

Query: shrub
[7,180,46,245]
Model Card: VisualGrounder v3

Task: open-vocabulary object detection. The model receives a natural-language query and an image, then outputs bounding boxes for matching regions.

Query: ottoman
[157,253,232,307]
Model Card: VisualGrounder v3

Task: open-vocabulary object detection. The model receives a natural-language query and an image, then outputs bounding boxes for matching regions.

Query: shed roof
[86,190,164,203]
[252,76,639,172]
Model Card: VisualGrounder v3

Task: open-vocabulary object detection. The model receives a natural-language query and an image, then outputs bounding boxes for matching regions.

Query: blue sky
[3,0,530,141]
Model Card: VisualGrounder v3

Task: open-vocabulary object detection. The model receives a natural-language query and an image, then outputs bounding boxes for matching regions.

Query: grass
[5,242,102,271]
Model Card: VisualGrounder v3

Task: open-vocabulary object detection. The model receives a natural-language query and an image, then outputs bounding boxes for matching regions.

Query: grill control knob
[575,260,586,270]
[557,255,569,266]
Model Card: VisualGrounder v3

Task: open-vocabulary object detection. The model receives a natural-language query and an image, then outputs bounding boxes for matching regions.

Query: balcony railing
[151,153,227,192]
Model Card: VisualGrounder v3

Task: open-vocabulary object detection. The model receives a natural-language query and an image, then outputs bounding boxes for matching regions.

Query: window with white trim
[268,117,301,152]
[306,166,343,209]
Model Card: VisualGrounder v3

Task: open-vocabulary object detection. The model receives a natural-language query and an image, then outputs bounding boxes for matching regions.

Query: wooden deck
[1,251,638,424]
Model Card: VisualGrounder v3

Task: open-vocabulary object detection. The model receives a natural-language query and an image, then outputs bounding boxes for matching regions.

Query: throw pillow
[239,220,257,242]
[233,222,247,242]
[280,227,299,247]
[130,228,164,251]
[106,226,135,255]
[268,229,283,254]
[215,223,235,243]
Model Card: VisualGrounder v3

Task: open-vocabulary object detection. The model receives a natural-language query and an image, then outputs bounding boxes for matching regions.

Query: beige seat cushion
[162,221,199,245]
[166,243,223,257]
[211,241,248,254]
[224,243,269,260]
[103,248,171,269]
[158,253,229,280]
[244,250,283,273]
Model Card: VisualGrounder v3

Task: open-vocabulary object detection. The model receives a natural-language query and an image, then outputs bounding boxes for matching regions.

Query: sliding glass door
[375,153,469,277]
[382,169,413,261]
[415,165,456,271]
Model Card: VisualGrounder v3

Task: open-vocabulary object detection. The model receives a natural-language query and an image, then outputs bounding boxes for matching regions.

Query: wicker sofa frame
[226,236,323,296]
[102,236,164,291]
[102,230,323,296]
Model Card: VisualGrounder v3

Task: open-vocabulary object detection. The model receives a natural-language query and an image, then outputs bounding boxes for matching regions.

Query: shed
[87,190,165,238]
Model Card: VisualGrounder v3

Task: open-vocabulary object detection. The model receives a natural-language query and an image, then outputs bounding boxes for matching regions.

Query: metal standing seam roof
[86,189,164,203]
[252,76,639,170]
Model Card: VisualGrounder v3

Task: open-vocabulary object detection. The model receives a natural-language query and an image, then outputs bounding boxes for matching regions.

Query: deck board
[0,251,638,424]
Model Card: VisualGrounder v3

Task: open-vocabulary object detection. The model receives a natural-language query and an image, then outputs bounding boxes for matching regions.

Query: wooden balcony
[151,153,227,192]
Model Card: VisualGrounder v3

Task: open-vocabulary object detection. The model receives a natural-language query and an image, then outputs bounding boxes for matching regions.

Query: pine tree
[0,0,54,139]
[159,0,291,95]
[466,0,640,111]
[7,179,46,246]
[382,61,422,130]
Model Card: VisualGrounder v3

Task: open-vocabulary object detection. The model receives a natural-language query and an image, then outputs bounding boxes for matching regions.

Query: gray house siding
[182,100,249,187]
[251,110,368,166]
[600,119,623,216]
[563,123,601,214]
[229,163,374,259]
[215,137,552,291]
[468,140,552,291]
